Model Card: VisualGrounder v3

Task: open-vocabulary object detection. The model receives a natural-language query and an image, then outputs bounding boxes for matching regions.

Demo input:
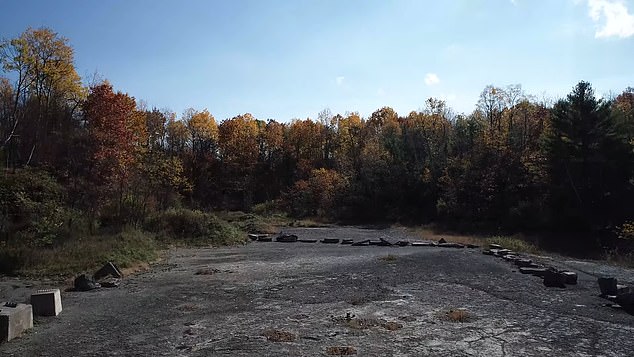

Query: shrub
[0,168,70,247]
[145,208,243,245]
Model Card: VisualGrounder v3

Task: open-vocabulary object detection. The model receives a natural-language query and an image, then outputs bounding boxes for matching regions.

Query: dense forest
[1,28,633,267]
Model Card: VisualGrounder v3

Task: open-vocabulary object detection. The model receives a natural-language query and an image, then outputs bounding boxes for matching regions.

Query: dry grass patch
[261,329,296,342]
[332,314,403,331]
[326,346,358,355]
[379,254,398,262]
[444,308,472,323]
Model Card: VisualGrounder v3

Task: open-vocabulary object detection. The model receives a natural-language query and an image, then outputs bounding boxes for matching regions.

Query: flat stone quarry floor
[1,227,634,356]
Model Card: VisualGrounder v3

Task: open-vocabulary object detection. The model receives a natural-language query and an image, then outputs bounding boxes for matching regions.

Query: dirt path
[1,227,634,356]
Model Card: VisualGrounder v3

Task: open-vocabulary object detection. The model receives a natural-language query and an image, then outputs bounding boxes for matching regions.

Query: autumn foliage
[1,27,633,255]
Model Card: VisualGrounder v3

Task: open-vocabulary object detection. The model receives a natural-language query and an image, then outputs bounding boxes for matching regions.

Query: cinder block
[31,289,62,317]
[0,303,33,342]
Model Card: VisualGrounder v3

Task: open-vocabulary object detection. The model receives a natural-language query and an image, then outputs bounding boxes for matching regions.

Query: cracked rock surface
[1,226,633,356]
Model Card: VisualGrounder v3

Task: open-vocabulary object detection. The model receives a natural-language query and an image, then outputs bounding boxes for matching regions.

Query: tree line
[1,28,633,249]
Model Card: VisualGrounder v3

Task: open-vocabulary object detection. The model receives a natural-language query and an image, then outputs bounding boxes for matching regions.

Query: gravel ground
[1,226,634,356]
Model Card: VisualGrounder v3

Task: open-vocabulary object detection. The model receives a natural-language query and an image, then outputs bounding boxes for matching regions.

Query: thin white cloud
[424,73,440,86]
[588,0,634,38]
[336,76,345,86]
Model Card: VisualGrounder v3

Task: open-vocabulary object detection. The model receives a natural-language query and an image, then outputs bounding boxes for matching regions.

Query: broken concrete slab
[519,267,548,277]
[341,239,354,245]
[492,249,515,257]
[598,277,618,296]
[514,258,534,267]
[73,274,101,292]
[615,293,634,315]
[543,270,566,288]
[0,303,33,342]
[30,289,62,317]
[321,238,340,244]
[412,242,436,247]
[94,262,123,281]
[438,243,465,248]
[503,254,519,261]
[248,233,269,241]
[561,271,578,285]
[351,240,370,246]
[617,285,631,295]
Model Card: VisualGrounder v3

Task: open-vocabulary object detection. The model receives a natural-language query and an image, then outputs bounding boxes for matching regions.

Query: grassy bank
[0,209,249,278]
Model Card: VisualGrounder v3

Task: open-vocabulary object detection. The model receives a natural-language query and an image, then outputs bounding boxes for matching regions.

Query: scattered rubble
[321,238,340,244]
[341,239,354,244]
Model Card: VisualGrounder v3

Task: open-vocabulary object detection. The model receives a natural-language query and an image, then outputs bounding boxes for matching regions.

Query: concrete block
[0,303,33,342]
[561,271,578,285]
[598,277,618,296]
[31,289,62,317]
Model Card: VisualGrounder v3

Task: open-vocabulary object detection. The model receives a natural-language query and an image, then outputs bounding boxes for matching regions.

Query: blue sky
[1,0,633,121]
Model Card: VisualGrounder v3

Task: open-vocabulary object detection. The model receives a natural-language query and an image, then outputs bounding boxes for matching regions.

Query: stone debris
[351,240,370,246]
[543,270,567,288]
[321,238,340,244]
[395,241,410,247]
[248,233,269,241]
[514,258,534,268]
[438,238,447,244]
[483,243,579,289]
[438,242,465,248]
[519,267,549,276]
[298,239,318,243]
[502,254,519,261]
[94,262,123,281]
[412,241,436,247]
[275,233,298,243]
[341,239,354,245]
[73,274,101,291]
[257,236,273,242]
